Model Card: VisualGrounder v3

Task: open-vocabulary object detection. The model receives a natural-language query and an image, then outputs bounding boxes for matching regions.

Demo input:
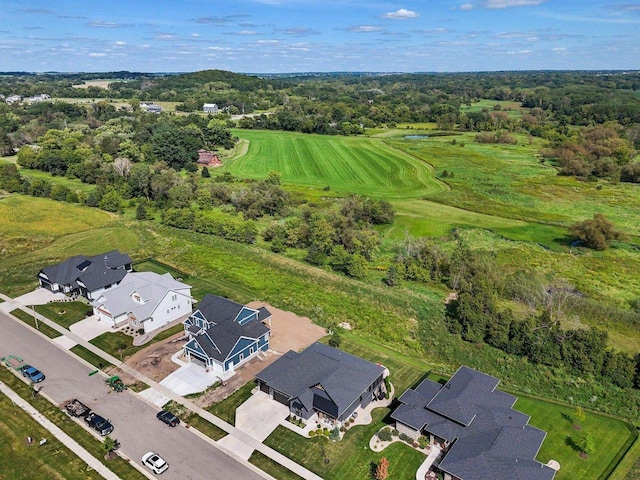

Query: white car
[142,451,169,474]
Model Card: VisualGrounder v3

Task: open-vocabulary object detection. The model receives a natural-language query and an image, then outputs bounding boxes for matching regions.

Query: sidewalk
[0,292,322,480]
[0,380,121,480]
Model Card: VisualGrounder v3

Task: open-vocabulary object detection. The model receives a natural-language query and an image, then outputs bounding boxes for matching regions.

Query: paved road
[0,312,265,480]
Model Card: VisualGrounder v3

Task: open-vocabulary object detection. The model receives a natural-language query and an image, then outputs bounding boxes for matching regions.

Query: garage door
[273,390,289,405]
[189,352,209,367]
[259,382,269,394]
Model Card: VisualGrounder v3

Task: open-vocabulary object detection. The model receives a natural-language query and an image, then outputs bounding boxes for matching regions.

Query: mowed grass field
[227,130,445,199]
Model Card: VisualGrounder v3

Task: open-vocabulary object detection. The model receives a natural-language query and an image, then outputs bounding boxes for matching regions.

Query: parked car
[21,365,45,383]
[85,412,114,436]
[142,452,169,474]
[156,410,180,427]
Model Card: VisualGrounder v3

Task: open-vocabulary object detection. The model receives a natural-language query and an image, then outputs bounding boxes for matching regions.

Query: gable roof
[256,342,385,418]
[91,272,191,320]
[40,250,132,292]
[186,294,270,362]
[391,366,555,480]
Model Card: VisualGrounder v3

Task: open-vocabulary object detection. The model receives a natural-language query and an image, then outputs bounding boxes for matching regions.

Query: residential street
[0,311,265,480]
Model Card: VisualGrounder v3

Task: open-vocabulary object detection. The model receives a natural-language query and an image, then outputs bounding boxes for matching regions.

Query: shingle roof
[186,294,270,362]
[391,366,556,480]
[256,342,385,417]
[90,272,191,320]
[40,250,132,292]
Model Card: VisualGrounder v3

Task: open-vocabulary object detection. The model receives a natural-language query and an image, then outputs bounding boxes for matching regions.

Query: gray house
[391,366,556,480]
[38,250,133,300]
[256,342,386,426]
[183,295,271,378]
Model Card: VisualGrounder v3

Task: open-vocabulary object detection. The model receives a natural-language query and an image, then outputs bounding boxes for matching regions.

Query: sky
[0,0,638,73]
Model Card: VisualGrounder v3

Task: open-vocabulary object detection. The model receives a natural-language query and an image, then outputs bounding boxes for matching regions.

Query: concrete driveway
[13,287,67,306]
[218,391,289,460]
[70,315,112,341]
[160,361,220,396]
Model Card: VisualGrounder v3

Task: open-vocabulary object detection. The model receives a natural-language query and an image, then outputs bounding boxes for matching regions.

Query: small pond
[405,135,429,139]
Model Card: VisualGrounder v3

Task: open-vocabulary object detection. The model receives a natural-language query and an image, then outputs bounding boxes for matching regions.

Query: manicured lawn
[228,129,444,200]
[515,396,637,480]
[249,451,305,480]
[264,408,425,480]
[207,381,255,425]
[90,331,144,361]
[10,308,61,339]
[69,345,114,370]
[0,368,145,480]
[0,389,104,480]
[35,301,92,329]
[162,400,227,440]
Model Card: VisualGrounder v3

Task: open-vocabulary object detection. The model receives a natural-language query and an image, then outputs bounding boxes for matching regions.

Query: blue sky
[1,0,638,73]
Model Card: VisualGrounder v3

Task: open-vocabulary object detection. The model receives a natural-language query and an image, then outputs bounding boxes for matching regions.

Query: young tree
[102,435,117,458]
[375,457,389,480]
[578,432,595,456]
[573,406,586,428]
[135,203,148,220]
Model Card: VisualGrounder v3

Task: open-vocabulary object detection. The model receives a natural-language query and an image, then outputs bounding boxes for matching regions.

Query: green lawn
[10,308,61,339]
[249,451,306,480]
[207,381,255,425]
[227,129,445,199]
[515,396,637,480]
[35,301,92,329]
[89,331,144,361]
[0,388,104,480]
[264,408,425,480]
[69,345,114,370]
[19,168,96,194]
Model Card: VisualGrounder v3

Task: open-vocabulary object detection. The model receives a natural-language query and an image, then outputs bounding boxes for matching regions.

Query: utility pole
[32,304,39,330]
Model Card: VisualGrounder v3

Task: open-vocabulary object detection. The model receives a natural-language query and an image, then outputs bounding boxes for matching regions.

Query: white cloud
[89,52,107,57]
[191,33,200,37]
[460,3,475,10]
[114,41,126,45]
[348,25,383,33]
[382,9,419,20]
[483,0,546,8]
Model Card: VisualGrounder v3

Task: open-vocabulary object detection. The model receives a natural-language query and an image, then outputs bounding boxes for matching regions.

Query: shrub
[418,436,430,449]
[322,428,330,436]
[309,430,316,437]
[377,428,393,442]
[399,433,413,443]
[391,429,399,437]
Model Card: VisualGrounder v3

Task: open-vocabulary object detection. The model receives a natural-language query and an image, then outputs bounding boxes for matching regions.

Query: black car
[156,410,180,427]
[85,412,114,436]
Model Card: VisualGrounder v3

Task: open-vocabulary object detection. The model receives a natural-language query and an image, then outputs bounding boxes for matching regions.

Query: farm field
[228,130,445,199]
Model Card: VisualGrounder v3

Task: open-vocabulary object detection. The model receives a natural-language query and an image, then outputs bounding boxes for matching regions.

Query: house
[26,94,50,104]
[5,95,22,105]
[203,103,219,114]
[91,272,192,334]
[197,149,222,167]
[140,102,163,113]
[391,366,556,480]
[183,295,271,377]
[256,342,386,426]
[38,250,133,300]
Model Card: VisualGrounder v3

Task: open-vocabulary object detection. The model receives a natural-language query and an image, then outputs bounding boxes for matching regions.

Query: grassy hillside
[227,130,445,199]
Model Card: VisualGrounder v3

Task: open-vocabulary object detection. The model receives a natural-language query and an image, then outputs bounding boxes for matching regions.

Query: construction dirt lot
[124,302,326,405]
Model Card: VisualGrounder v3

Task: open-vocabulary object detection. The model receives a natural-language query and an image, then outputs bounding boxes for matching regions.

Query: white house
[91,272,193,334]
[203,103,219,114]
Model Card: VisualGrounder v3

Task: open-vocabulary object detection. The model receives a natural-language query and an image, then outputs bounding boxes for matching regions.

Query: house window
[239,353,244,361]
[172,294,177,301]
[250,347,254,354]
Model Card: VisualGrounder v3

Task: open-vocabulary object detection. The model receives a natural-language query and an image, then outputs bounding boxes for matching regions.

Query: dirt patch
[123,332,187,382]
[247,301,327,354]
